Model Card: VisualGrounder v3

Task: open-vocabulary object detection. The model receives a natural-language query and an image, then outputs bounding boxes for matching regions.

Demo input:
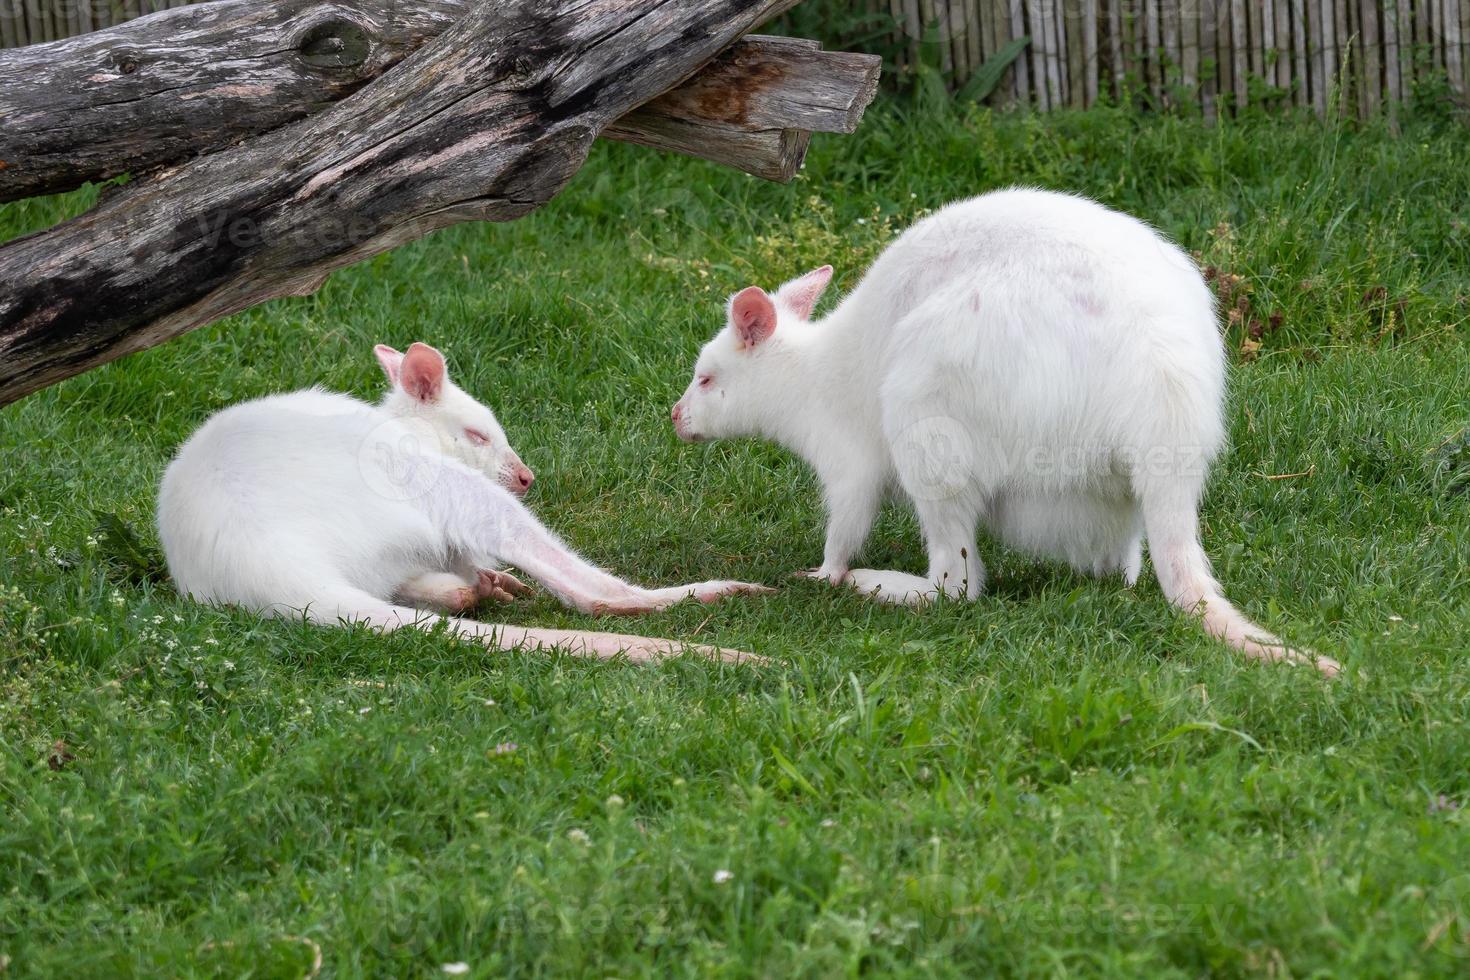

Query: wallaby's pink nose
[671,402,683,424]
[514,464,535,493]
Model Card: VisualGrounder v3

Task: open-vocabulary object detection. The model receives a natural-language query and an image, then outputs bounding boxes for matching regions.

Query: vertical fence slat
[1327,0,1342,114]
[1447,0,1466,94]
[1230,0,1249,106]
[1064,0,1084,105]
[1461,0,1470,95]
[1428,0,1443,76]
[1044,0,1064,105]
[1291,0,1309,105]
[969,0,989,91]
[1201,0,1219,117]
[1144,0,1161,101]
[0,3,19,48]
[1462,0,1470,94]
[1383,0,1401,119]
[1183,0,1200,98]
[1008,0,1031,103]
[1163,0,1180,103]
[1397,0,1414,108]
[1083,0,1100,104]
[1026,0,1051,107]
[1219,0,1236,108]
[1246,0,1261,81]
[1340,0,1358,116]
[1273,0,1291,90]
[1362,0,1381,113]
[1134,0,1149,98]
[887,0,911,76]
[1107,0,1125,99]
[1261,0,1277,94]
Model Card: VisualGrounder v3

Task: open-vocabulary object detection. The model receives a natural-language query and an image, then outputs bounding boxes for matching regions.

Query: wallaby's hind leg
[916,495,984,598]
[842,497,981,605]
[417,463,771,617]
[1137,475,1338,675]
[289,585,764,664]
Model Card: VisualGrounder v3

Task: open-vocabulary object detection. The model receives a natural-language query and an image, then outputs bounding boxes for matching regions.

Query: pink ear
[373,344,404,383]
[729,286,778,349]
[776,265,833,320]
[399,342,446,402]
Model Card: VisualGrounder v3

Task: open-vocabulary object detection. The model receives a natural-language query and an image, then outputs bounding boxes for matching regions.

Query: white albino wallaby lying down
[672,188,1337,675]
[159,342,769,663]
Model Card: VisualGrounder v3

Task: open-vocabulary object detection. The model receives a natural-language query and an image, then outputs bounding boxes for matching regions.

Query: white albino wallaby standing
[159,341,769,663]
[672,188,1336,675]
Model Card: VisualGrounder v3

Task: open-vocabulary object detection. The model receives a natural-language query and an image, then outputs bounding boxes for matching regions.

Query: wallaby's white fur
[673,188,1336,675]
[159,342,767,663]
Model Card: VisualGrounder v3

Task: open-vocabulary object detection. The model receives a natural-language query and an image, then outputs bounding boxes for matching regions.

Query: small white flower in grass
[490,742,517,756]
[483,699,496,707]
[204,637,219,646]
[567,828,591,846]
[606,794,625,808]
[441,963,470,975]
[358,706,372,715]
[713,869,734,885]
[820,819,836,828]
[856,218,867,225]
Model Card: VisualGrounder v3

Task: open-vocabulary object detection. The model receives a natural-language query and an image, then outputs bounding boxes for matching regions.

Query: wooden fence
[3,0,1469,118]
[862,0,1470,117]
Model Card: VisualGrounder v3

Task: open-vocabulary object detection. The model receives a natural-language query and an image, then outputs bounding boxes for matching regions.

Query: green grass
[3,103,1470,977]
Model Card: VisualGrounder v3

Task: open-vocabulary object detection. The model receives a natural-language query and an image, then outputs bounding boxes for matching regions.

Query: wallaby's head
[375,342,535,496]
[672,265,832,443]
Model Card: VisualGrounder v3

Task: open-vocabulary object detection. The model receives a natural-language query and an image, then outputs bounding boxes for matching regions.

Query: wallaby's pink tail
[1141,488,1339,677]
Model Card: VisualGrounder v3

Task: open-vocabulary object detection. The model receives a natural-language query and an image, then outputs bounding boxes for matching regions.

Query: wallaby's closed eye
[158,341,770,663]
[672,188,1337,675]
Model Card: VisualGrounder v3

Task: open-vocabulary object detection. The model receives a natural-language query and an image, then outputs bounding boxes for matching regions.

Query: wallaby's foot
[590,580,774,617]
[845,568,940,606]
[398,572,482,613]
[475,567,533,604]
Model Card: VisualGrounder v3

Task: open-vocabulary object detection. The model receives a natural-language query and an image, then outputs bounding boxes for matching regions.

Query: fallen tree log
[0,0,469,204]
[0,0,880,407]
[0,2,879,200]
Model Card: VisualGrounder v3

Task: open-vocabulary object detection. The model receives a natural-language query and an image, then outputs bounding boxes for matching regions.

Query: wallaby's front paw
[476,568,533,604]
[795,567,850,586]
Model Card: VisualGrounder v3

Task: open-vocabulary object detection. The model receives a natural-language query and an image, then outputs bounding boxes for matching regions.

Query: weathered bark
[0,1,469,203]
[606,36,878,181]
[0,0,879,408]
[0,2,879,200]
